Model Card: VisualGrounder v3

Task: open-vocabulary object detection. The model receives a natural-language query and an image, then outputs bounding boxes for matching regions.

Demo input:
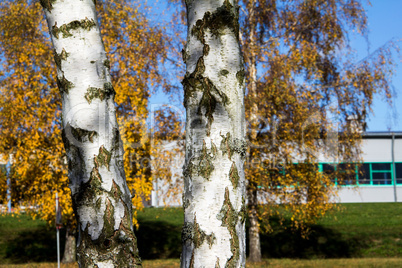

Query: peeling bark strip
[182,0,246,267]
[41,0,142,266]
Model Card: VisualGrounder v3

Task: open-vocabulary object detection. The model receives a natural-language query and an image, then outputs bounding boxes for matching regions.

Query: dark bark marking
[182,216,216,249]
[39,0,56,12]
[56,75,73,94]
[217,188,240,268]
[69,126,98,143]
[54,48,69,70]
[103,59,111,69]
[190,0,239,41]
[84,83,115,104]
[94,145,112,171]
[236,69,245,86]
[189,250,195,268]
[229,162,240,188]
[198,140,214,179]
[220,132,247,160]
[220,69,229,76]
[52,18,96,39]
[215,257,221,268]
[239,197,246,223]
[220,132,233,159]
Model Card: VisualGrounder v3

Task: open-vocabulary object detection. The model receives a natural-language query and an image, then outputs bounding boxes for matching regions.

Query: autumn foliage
[240,0,397,236]
[0,0,171,231]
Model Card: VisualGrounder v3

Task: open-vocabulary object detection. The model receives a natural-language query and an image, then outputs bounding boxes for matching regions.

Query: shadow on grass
[4,226,65,264]
[136,220,182,259]
[136,216,368,260]
[2,213,371,262]
[253,217,368,259]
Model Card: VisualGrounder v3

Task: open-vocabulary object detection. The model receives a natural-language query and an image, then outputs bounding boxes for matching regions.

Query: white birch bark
[181,0,247,267]
[40,0,141,266]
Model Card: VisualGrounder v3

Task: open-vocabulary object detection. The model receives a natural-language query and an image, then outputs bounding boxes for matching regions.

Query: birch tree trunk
[181,0,247,267]
[62,227,76,263]
[40,1,142,266]
[247,188,261,263]
[243,0,262,262]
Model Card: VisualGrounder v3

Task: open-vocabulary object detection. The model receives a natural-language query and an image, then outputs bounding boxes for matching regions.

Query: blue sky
[351,0,402,131]
[148,0,402,132]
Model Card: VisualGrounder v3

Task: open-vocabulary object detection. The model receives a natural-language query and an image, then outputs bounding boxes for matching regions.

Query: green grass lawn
[257,203,402,259]
[319,203,402,257]
[0,203,401,265]
[0,214,60,264]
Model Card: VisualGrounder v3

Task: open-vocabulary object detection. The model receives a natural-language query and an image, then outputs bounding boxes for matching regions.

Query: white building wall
[395,139,402,162]
[361,139,393,162]
[150,135,402,206]
[337,186,402,203]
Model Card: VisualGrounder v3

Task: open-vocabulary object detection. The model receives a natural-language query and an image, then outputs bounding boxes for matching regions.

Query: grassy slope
[0,214,60,264]
[136,207,183,259]
[259,203,402,258]
[321,203,402,257]
[0,203,401,264]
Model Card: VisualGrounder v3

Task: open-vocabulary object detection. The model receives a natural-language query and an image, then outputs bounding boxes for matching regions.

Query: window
[322,164,336,183]
[370,163,392,185]
[372,172,392,185]
[371,163,391,171]
[395,163,402,184]
[358,163,371,184]
[338,163,357,185]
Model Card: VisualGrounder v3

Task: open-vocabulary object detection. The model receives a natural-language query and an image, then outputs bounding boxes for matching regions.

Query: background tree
[0,0,170,263]
[181,0,247,267]
[0,0,71,255]
[240,0,397,262]
[151,106,185,207]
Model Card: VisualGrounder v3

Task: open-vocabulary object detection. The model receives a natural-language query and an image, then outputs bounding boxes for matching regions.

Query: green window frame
[318,162,402,186]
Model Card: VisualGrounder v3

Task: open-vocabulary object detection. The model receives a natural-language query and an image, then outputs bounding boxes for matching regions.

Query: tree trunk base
[62,227,76,263]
